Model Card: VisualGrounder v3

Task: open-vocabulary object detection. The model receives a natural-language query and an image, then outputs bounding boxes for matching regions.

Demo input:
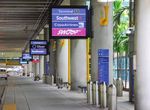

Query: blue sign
[20,58,28,64]
[30,40,48,55]
[31,41,47,45]
[98,49,109,57]
[50,6,88,38]
[22,53,32,60]
[98,49,109,85]
[45,62,50,75]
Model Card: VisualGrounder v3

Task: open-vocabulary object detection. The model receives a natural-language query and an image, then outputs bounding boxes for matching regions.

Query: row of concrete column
[24,0,149,109]
[54,0,113,89]
[24,0,113,90]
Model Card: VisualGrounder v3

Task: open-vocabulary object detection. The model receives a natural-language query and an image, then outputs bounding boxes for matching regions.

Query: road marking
[3,104,16,110]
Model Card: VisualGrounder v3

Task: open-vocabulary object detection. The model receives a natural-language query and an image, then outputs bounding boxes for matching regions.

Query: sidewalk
[2,77,134,110]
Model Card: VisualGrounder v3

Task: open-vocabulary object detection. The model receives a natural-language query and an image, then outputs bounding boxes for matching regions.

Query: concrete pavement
[1,77,134,110]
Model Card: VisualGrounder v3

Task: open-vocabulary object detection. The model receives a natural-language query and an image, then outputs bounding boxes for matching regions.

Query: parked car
[0,69,8,80]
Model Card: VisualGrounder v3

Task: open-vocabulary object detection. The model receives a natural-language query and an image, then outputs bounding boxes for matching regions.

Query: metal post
[92,82,96,105]
[87,82,90,104]
[99,82,107,108]
[116,78,123,97]
[95,81,99,107]
[90,81,93,104]
[108,84,117,110]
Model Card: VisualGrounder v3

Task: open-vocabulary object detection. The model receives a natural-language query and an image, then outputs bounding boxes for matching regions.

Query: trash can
[99,82,107,108]
[116,78,123,97]
[108,84,117,110]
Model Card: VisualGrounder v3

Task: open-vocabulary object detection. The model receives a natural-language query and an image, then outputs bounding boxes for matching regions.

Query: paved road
[2,77,134,110]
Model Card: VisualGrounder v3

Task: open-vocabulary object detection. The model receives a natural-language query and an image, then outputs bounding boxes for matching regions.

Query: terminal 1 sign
[50,6,88,39]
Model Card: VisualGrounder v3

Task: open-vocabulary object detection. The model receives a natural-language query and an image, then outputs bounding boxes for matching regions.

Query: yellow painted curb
[3,104,16,110]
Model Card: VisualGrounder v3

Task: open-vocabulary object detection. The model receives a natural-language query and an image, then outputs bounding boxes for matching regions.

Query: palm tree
[113,0,129,80]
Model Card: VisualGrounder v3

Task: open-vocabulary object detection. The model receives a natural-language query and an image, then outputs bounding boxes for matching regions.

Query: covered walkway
[1,77,133,110]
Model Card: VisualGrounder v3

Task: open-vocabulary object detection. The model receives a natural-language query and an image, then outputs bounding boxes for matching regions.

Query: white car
[0,69,8,80]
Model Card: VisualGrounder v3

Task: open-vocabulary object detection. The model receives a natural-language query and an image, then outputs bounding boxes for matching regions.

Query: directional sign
[20,58,28,64]
[98,49,109,85]
[30,40,48,55]
[22,53,32,61]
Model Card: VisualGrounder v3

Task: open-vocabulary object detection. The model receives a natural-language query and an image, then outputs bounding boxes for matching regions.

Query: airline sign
[50,6,88,39]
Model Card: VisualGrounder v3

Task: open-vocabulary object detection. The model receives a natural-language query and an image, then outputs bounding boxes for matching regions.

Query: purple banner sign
[51,7,87,38]
[52,28,86,36]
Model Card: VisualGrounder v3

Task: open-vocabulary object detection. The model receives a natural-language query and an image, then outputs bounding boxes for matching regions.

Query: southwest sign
[50,6,88,39]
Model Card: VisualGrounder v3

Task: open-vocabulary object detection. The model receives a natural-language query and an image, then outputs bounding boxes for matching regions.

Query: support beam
[135,0,150,109]
[69,0,88,90]
[91,1,113,84]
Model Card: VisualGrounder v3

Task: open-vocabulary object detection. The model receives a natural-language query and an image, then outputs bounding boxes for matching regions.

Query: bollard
[51,75,54,85]
[87,81,93,104]
[95,81,99,107]
[116,78,123,97]
[108,84,117,110]
[87,82,90,104]
[90,81,93,104]
[99,82,107,108]
[92,82,96,105]
[42,74,46,83]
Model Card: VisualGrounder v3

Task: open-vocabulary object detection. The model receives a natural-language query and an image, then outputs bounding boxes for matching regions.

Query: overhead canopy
[0,0,63,52]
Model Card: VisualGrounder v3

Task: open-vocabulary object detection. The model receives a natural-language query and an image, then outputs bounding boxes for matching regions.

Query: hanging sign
[50,6,88,39]
[30,40,48,55]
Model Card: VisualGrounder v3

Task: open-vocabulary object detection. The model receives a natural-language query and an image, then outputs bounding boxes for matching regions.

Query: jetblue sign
[50,6,88,39]
[30,40,48,55]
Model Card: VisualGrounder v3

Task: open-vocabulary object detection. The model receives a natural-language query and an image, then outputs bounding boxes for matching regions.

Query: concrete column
[28,61,33,77]
[26,62,31,76]
[38,30,45,79]
[32,63,36,76]
[135,0,150,109]
[70,0,87,90]
[54,0,70,84]
[27,63,30,74]
[49,40,55,76]
[71,40,87,90]
[56,40,69,83]
[39,56,44,79]
[28,61,32,73]
[91,1,113,84]
[36,62,40,77]
[44,27,49,75]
